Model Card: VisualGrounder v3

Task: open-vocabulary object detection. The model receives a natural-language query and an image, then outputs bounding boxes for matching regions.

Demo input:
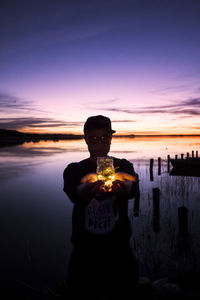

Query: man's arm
[63,162,81,204]
[63,163,105,204]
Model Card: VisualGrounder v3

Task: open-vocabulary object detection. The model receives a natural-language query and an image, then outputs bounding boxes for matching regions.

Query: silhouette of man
[63,115,140,300]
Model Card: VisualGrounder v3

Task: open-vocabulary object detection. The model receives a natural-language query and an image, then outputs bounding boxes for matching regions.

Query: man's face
[84,128,112,159]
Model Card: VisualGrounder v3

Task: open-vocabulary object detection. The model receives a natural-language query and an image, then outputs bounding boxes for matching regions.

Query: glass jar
[96,157,115,191]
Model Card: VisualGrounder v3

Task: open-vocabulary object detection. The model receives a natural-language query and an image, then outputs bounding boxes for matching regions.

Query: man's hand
[111,172,137,198]
[111,179,132,197]
[114,172,137,183]
[77,173,105,204]
[80,173,98,184]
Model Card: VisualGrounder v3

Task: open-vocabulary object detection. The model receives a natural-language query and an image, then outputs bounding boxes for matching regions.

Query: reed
[129,159,200,281]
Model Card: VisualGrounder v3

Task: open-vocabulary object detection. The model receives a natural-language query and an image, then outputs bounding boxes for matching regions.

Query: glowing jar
[96,157,115,191]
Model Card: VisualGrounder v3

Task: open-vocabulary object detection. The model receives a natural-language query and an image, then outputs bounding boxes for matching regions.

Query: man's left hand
[111,179,133,197]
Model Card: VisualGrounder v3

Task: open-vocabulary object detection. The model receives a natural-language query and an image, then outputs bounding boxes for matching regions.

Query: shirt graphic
[85,196,118,234]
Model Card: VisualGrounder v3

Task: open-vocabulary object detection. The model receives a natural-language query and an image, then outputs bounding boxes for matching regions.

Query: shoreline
[1,129,200,148]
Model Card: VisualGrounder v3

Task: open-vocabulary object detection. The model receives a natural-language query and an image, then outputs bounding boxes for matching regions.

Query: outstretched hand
[114,172,137,183]
[78,172,138,204]
[111,172,137,198]
[80,173,98,184]
[77,173,105,204]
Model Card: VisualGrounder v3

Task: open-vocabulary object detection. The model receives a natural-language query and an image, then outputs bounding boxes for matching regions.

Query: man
[63,115,140,300]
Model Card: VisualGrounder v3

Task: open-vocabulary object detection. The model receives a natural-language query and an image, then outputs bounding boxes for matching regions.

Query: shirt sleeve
[63,162,81,203]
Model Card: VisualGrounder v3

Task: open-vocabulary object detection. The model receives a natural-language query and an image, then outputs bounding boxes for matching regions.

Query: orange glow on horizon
[19,127,200,136]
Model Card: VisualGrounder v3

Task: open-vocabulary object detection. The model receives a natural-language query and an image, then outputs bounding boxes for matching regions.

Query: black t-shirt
[63,156,139,246]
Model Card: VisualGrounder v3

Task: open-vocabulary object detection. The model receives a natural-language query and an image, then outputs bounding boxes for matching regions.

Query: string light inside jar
[96,157,115,191]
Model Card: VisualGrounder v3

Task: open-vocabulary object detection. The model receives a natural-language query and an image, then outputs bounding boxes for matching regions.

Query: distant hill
[0,129,83,139]
[0,129,136,139]
[0,129,24,137]
[0,129,84,147]
[1,129,200,140]
[0,129,137,147]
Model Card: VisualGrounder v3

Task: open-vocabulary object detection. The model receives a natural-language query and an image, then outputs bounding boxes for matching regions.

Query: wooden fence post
[150,158,154,181]
[158,157,161,175]
[167,154,170,173]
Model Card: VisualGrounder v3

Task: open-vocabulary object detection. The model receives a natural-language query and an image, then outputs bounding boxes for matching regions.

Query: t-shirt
[85,195,119,234]
[63,156,139,246]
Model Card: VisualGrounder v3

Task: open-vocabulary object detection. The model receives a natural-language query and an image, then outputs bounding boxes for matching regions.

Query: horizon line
[1,128,200,137]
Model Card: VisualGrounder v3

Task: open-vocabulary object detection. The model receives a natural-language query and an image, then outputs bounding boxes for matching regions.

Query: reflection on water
[0,140,87,157]
[0,136,200,287]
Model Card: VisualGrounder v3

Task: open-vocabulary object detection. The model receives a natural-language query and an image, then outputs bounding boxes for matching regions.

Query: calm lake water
[0,136,200,288]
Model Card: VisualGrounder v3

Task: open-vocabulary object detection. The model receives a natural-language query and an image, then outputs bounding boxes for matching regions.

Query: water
[0,136,200,288]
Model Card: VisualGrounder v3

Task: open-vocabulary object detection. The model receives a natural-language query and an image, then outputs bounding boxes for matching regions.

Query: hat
[84,115,116,134]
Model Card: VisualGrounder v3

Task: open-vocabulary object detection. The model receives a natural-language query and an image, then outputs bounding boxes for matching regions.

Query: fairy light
[96,157,115,191]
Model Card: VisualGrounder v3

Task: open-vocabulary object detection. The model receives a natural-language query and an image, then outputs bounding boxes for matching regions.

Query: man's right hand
[77,173,104,204]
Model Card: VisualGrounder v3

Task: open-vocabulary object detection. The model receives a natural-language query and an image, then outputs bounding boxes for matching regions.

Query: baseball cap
[84,115,116,134]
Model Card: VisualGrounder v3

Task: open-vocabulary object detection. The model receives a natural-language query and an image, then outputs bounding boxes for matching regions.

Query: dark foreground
[2,271,200,300]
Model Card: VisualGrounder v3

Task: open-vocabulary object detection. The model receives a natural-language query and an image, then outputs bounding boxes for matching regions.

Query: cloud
[183,98,200,106]
[151,73,200,96]
[96,97,200,116]
[112,119,136,123]
[0,117,83,130]
[0,92,80,130]
[0,8,128,54]
[1,0,150,54]
[15,24,120,51]
[171,70,200,81]
[151,84,191,95]
[87,98,121,105]
[0,93,30,109]
[0,92,83,131]
[0,92,48,114]
[0,116,136,131]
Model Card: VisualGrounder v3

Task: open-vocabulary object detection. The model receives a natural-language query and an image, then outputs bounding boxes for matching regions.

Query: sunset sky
[1,0,200,135]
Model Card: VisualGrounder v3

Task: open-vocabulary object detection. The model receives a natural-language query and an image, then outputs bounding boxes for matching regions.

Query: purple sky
[1,0,200,134]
